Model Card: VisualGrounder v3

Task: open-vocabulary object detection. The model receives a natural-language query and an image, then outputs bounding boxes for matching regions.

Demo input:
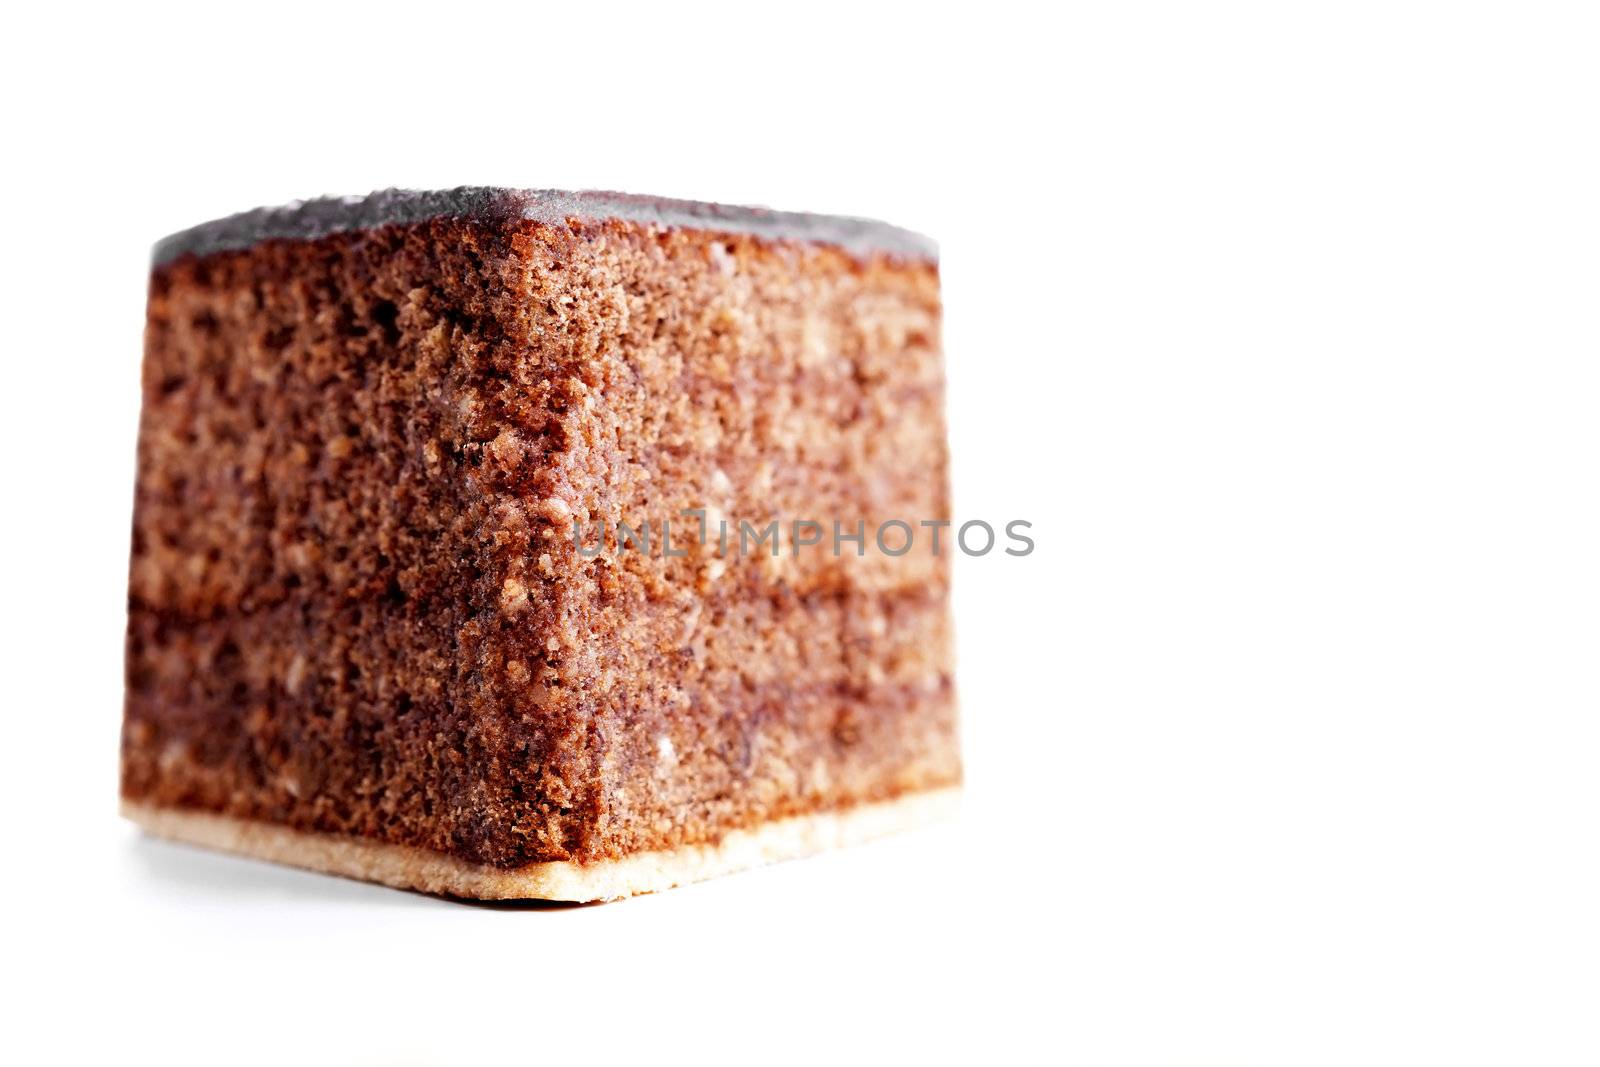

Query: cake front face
[123,189,959,900]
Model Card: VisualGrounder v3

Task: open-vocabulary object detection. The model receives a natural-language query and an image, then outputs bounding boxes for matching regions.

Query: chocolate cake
[122,188,959,900]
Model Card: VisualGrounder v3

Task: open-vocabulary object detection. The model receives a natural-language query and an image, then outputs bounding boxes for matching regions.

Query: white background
[3,2,1597,1064]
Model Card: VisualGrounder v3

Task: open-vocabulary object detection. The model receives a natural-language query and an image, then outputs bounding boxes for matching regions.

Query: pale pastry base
[122,788,960,902]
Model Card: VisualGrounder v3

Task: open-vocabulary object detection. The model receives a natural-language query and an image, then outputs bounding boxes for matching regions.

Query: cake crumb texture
[124,194,958,894]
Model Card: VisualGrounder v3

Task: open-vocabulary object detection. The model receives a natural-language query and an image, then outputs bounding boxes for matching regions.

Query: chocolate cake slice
[123,188,958,900]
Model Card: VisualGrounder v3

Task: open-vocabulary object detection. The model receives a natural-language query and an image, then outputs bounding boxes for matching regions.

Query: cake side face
[496,216,957,860]
[124,196,957,892]
[125,215,602,863]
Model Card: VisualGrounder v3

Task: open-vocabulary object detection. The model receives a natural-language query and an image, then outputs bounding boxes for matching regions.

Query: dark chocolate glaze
[152,187,938,265]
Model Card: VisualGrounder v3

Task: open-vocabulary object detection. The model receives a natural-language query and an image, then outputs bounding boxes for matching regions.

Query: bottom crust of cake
[122,788,960,902]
